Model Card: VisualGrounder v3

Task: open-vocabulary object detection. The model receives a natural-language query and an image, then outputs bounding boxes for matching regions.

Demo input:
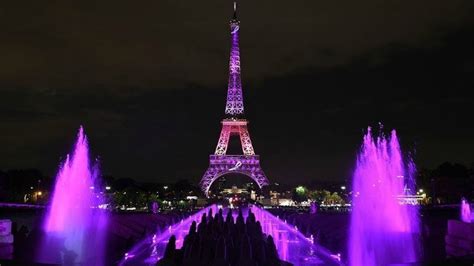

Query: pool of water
[120,205,341,266]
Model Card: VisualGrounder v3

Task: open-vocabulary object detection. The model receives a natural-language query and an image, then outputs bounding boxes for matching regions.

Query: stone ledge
[446,235,474,251]
[445,219,474,257]
[0,234,13,244]
[446,243,470,257]
[447,220,474,240]
[0,219,12,236]
[0,243,13,260]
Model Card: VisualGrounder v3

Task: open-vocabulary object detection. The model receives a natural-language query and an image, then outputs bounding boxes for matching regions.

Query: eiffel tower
[199,2,269,197]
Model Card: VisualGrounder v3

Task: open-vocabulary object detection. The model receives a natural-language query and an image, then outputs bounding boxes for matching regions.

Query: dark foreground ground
[0,206,471,265]
[0,207,188,265]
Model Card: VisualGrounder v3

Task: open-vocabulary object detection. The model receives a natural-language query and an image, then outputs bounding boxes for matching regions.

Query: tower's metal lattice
[225,3,244,116]
[215,119,255,156]
[200,2,269,197]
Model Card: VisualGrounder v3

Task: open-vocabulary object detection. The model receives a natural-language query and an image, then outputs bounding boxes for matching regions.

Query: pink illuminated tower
[200,2,269,197]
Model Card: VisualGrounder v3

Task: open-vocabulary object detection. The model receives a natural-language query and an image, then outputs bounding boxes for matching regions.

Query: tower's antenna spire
[233,1,237,20]
[225,0,243,116]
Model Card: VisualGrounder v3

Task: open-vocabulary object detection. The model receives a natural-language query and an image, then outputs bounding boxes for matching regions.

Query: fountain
[310,201,318,214]
[349,127,420,266]
[250,205,340,265]
[445,198,474,256]
[37,126,108,265]
[461,198,472,223]
[121,205,341,266]
[120,205,219,265]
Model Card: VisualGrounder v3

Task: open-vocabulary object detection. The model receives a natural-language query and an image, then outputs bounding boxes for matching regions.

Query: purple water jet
[250,205,341,265]
[120,205,219,265]
[38,126,108,265]
[461,198,472,223]
[349,127,420,266]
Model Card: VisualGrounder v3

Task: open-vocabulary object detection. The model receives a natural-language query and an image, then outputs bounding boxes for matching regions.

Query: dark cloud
[0,1,473,185]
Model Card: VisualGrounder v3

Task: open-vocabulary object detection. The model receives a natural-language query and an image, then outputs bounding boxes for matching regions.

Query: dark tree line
[0,169,51,203]
[417,162,474,204]
[0,169,201,207]
[1,162,473,205]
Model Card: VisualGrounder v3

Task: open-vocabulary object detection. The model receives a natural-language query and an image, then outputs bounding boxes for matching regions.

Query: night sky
[1,1,473,185]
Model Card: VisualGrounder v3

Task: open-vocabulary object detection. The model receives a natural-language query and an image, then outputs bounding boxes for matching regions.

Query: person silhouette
[157,235,177,266]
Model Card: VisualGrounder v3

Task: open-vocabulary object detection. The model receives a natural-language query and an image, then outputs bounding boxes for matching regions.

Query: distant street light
[105,186,111,190]
[341,186,346,190]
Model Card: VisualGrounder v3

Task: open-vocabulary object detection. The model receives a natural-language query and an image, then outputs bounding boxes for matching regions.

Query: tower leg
[239,125,255,155]
[202,119,268,197]
[215,125,231,155]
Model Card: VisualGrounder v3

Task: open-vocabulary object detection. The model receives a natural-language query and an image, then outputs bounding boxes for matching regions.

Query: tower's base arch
[200,155,269,197]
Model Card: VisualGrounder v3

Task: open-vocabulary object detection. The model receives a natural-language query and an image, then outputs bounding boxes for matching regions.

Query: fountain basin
[446,219,474,257]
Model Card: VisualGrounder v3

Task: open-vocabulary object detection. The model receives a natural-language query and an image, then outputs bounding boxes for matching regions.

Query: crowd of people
[157,207,291,266]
